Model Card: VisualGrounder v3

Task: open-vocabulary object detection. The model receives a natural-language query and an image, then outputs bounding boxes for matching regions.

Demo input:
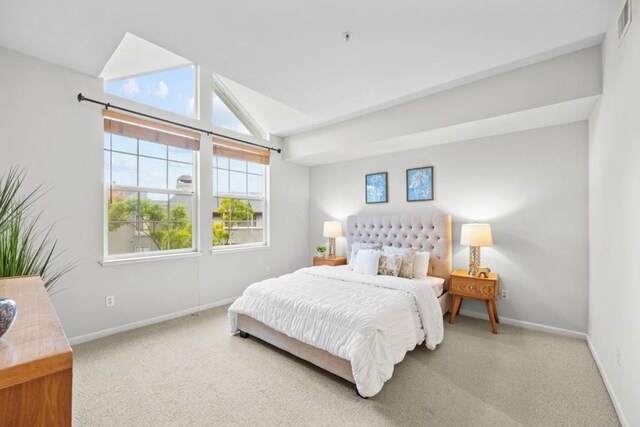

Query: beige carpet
[73,306,619,426]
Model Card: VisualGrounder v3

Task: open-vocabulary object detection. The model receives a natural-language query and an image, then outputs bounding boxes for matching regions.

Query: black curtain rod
[77,93,281,154]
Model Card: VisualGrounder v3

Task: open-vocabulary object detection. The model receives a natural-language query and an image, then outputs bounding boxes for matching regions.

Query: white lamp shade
[460,223,493,247]
[323,221,343,238]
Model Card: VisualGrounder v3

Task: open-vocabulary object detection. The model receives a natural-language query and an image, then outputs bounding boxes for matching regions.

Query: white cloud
[121,78,139,95]
[154,80,169,98]
[186,96,195,116]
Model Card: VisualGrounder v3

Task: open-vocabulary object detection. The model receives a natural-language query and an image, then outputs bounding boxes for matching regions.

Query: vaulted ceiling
[0,0,615,135]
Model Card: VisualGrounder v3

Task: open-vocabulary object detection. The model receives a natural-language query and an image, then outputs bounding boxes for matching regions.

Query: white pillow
[349,243,382,270]
[412,251,431,279]
[353,249,381,276]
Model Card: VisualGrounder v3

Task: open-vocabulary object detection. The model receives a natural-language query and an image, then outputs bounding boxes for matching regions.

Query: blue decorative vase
[0,298,17,338]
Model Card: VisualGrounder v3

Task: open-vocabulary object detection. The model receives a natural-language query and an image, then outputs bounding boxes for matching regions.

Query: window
[103,111,200,258]
[212,137,269,248]
[104,65,197,118]
[212,75,266,139]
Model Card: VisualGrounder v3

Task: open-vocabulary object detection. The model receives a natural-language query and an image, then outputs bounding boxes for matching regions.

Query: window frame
[211,155,269,252]
[103,131,200,262]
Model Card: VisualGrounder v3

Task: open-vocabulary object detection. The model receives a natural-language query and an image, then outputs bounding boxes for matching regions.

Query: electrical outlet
[105,295,115,308]
[617,347,622,367]
[265,267,271,274]
[501,289,509,300]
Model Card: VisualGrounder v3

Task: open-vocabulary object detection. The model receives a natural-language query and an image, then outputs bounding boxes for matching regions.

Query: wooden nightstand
[313,256,347,266]
[449,269,500,334]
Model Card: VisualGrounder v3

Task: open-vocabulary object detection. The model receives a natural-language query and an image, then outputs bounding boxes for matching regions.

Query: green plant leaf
[0,167,75,291]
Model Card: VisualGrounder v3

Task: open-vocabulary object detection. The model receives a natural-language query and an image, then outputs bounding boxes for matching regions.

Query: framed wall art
[365,172,388,204]
[406,166,433,202]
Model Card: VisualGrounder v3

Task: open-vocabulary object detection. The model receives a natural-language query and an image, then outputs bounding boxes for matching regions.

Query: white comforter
[228,266,444,397]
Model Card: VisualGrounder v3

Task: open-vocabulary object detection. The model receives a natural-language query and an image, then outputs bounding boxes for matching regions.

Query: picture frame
[365,172,388,204]
[406,166,434,202]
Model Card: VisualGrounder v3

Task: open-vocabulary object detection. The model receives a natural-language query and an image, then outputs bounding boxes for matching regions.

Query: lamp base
[468,246,481,276]
[328,237,336,258]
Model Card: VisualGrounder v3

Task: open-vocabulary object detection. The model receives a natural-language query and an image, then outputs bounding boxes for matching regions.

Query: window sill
[210,244,270,255]
[101,251,203,267]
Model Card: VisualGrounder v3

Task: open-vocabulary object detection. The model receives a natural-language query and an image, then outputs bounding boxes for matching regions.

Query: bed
[228,214,452,397]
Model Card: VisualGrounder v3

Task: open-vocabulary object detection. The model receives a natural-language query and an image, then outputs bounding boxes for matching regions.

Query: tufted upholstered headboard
[346,214,452,288]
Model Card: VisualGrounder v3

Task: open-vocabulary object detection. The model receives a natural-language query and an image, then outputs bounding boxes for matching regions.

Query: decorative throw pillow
[378,254,403,277]
[349,242,383,270]
[382,247,416,279]
[412,251,431,279]
[353,249,381,276]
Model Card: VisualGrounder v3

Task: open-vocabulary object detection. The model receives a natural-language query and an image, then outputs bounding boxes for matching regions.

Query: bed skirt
[236,291,452,385]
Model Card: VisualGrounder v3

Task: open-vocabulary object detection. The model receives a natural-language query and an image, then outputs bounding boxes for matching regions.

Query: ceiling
[100,33,191,81]
[0,0,615,135]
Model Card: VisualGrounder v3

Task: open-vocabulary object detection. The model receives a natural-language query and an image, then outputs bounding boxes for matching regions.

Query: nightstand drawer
[450,277,497,299]
[313,256,347,266]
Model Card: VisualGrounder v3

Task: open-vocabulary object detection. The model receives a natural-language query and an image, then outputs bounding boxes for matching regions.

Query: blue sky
[212,91,250,135]
[104,65,251,136]
[104,65,196,118]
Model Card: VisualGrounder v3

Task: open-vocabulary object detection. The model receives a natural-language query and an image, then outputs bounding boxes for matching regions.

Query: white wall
[0,46,309,341]
[285,46,601,165]
[588,1,640,425]
[309,123,589,334]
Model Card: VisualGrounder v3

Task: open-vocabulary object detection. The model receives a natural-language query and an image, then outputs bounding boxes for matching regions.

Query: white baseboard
[68,296,239,346]
[587,336,629,427]
[457,309,587,340]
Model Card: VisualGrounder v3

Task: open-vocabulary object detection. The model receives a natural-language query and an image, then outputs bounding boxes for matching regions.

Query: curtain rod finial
[77,93,84,102]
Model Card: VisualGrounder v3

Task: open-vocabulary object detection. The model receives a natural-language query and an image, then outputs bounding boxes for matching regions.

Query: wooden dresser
[0,276,72,426]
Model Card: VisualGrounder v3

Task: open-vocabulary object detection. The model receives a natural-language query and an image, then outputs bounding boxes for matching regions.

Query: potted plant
[315,245,327,258]
[0,167,74,292]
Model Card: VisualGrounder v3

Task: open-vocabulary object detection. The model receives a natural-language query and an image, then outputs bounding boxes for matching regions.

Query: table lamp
[323,221,342,258]
[460,224,493,276]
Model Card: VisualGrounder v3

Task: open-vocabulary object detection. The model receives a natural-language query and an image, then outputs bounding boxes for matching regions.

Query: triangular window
[212,75,266,140]
[104,65,197,119]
